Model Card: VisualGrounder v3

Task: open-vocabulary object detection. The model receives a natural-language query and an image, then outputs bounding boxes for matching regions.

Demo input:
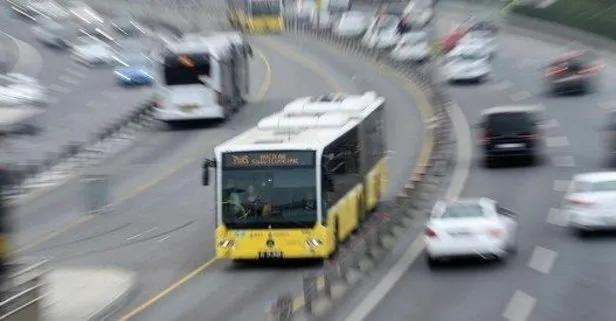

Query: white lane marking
[502,290,536,321]
[551,155,575,167]
[0,31,43,77]
[546,136,569,147]
[547,208,568,227]
[491,80,514,91]
[342,102,472,321]
[509,91,532,101]
[65,68,85,78]
[58,75,80,85]
[126,227,158,241]
[539,118,560,129]
[527,246,558,274]
[553,180,570,192]
[157,235,170,243]
[49,84,71,94]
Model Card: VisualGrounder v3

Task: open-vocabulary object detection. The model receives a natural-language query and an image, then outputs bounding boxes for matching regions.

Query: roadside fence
[265,16,456,321]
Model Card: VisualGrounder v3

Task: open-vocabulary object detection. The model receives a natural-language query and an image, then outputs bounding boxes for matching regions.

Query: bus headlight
[217,239,235,249]
[305,237,323,249]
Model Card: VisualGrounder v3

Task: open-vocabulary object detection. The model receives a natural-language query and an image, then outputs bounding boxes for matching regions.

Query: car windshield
[574,180,616,193]
[440,203,484,219]
[250,0,281,15]
[75,36,99,46]
[374,16,398,30]
[486,112,533,133]
[449,53,484,62]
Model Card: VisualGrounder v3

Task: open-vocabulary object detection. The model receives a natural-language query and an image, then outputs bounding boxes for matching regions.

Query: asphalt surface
[0,5,155,165]
[332,5,616,321]
[13,19,427,321]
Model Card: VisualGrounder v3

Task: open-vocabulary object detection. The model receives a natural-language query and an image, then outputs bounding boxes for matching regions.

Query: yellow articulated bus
[226,0,284,33]
[202,92,388,260]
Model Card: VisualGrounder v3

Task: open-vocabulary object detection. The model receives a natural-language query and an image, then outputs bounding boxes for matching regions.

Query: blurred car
[65,0,104,25]
[458,31,497,58]
[70,35,117,66]
[424,198,518,268]
[544,51,602,95]
[293,0,317,22]
[332,11,368,38]
[8,0,70,21]
[111,13,147,38]
[362,14,400,49]
[444,47,491,83]
[0,73,48,106]
[310,10,334,29]
[32,18,76,48]
[440,17,477,52]
[114,54,155,86]
[468,17,498,34]
[475,105,544,166]
[402,1,433,28]
[564,172,616,236]
[390,31,429,62]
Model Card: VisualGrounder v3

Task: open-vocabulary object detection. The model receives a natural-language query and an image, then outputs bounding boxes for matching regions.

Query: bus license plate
[258,251,283,259]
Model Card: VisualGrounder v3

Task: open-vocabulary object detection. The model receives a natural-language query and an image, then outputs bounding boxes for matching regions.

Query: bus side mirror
[202,159,216,186]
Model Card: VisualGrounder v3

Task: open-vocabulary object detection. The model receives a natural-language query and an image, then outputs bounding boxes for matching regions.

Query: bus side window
[322,126,361,207]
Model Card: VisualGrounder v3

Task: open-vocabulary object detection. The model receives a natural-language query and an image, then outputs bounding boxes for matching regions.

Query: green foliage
[511,0,616,41]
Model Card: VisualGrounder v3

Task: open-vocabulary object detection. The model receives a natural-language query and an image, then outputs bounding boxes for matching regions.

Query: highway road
[331,4,616,321]
[10,9,429,320]
[0,5,156,166]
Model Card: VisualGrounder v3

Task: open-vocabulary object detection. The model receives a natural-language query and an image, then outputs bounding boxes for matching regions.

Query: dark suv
[476,106,543,166]
[544,51,601,95]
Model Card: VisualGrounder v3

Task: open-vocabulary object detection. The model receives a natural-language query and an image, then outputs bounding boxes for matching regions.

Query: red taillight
[545,67,567,77]
[487,227,503,238]
[480,132,490,144]
[152,97,160,108]
[579,64,602,74]
[425,227,438,238]
[565,198,594,207]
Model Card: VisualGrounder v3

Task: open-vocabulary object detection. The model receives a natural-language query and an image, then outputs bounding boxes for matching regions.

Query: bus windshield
[163,53,210,86]
[249,0,281,15]
[220,151,317,228]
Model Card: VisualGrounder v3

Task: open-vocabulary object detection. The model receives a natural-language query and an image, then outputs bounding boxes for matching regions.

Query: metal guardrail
[0,260,48,321]
[266,16,456,320]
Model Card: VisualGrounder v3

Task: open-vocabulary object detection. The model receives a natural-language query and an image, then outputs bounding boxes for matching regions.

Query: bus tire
[330,220,340,258]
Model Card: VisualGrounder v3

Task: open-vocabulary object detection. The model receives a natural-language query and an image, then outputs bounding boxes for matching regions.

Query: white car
[424,198,518,268]
[65,1,104,25]
[333,11,368,38]
[459,31,497,58]
[362,15,400,49]
[564,172,616,236]
[29,0,71,20]
[293,0,317,21]
[0,73,48,106]
[390,31,429,62]
[32,18,75,48]
[310,10,333,29]
[70,36,116,66]
[444,47,492,82]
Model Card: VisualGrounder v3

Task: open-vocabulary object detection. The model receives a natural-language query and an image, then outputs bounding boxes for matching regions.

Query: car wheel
[425,253,438,269]
[575,227,591,238]
[483,156,494,168]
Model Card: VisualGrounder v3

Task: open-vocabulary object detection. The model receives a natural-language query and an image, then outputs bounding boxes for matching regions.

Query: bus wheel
[330,221,340,259]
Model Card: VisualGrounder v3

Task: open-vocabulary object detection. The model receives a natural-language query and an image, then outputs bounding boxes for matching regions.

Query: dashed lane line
[547,208,568,227]
[539,118,559,129]
[551,155,575,167]
[553,180,570,192]
[502,290,536,321]
[509,90,531,101]
[527,246,558,274]
[545,136,569,147]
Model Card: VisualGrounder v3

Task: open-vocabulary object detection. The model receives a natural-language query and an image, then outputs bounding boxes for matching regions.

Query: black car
[476,106,544,166]
[544,51,601,95]
[468,18,498,34]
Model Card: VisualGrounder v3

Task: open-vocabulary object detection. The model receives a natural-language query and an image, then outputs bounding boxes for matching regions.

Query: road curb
[88,270,140,321]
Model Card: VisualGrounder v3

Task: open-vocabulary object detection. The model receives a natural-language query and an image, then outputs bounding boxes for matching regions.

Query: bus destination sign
[223,151,314,168]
